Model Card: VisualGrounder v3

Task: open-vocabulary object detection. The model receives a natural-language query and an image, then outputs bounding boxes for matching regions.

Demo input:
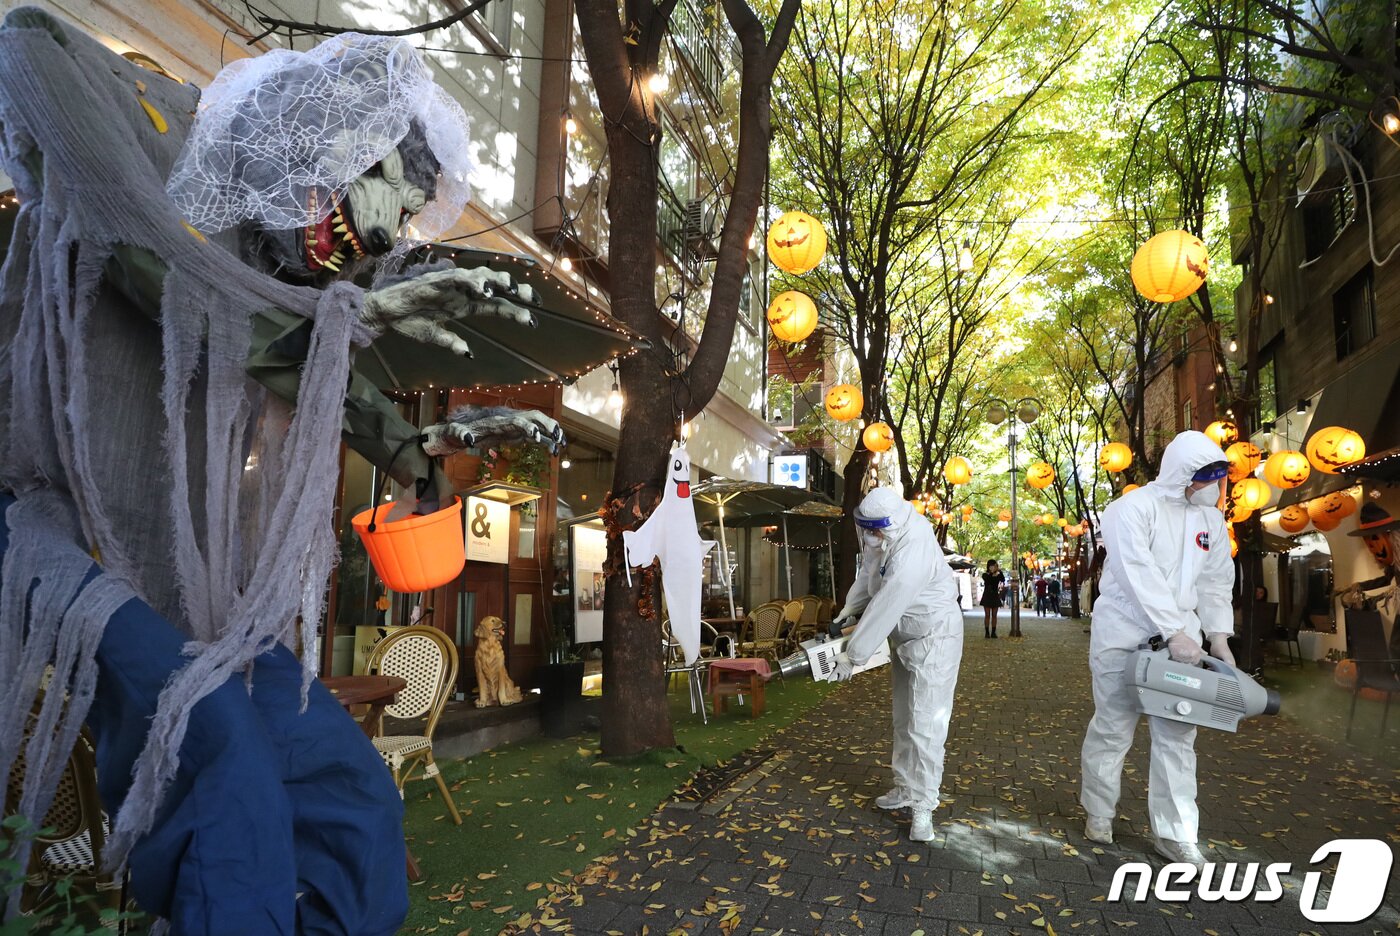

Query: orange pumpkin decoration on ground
[943,457,972,486]
[1305,426,1366,475]
[766,211,827,275]
[1277,504,1310,534]
[862,421,895,452]
[1204,420,1239,448]
[1262,450,1310,489]
[1131,230,1209,303]
[1099,443,1133,473]
[824,384,863,421]
[1225,441,1262,482]
[1026,461,1056,490]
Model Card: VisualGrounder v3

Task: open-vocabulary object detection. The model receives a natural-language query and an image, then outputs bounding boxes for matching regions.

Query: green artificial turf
[401,672,837,935]
[1258,661,1400,772]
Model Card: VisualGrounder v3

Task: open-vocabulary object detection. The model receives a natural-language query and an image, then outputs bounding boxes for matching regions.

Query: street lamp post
[985,397,1041,638]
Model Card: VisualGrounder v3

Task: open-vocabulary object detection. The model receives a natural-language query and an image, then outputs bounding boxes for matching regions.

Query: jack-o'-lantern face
[1026,462,1056,490]
[1319,491,1354,518]
[1226,441,1262,482]
[1277,504,1309,534]
[1306,426,1366,475]
[823,383,863,421]
[1365,533,1396,567]
[1263,450,1311,489]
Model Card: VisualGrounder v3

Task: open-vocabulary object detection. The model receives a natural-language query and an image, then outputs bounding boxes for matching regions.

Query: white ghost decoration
[623,442,717,665]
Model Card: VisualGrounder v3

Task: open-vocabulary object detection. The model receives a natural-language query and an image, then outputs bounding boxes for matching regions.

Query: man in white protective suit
[1080,430,1236,868]
[831,487,965,842]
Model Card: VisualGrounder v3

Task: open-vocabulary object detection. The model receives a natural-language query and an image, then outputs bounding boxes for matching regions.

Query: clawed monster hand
[361,268,537,357]
[422,406,566,457]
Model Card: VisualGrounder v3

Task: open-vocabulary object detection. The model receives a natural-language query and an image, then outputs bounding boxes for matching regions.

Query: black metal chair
[1271,605,1301,665]
[1344,608,1400,739]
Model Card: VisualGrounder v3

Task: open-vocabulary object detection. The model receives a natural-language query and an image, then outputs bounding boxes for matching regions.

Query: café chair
[366,625,462,824]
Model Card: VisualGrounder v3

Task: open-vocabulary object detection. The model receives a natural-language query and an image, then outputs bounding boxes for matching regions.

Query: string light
[647,70,669,94]
[560,455,572,469]
[958,239,974,273]
[563,110,578,135]
[608,362,623,408]
[559,256,573,272]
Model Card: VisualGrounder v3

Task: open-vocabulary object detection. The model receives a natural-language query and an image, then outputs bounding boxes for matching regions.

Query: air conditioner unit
[1295,120,1345,207]
[683,198,719,261]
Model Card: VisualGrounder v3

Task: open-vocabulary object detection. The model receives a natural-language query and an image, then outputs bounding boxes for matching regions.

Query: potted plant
[536,618,585,737]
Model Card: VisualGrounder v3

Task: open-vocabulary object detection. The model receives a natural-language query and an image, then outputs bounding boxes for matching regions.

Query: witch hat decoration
[1348,501,1400,536]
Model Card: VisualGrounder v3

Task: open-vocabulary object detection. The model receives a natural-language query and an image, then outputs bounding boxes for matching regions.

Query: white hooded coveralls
[1080,431,1235,843]
[838,488,964,810]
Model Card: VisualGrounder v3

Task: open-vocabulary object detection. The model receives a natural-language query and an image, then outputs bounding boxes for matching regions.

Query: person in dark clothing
[980,561,1006,638]
[1034,576,1049,616]
[1047,576,1062,614]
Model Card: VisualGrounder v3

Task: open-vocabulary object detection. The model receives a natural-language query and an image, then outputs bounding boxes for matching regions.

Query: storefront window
[1288,532,1335,633]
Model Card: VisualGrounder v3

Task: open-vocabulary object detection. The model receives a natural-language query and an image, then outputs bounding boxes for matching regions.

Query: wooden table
[709,658,770,717]
[322,675,407,738]
[321,675,419,881]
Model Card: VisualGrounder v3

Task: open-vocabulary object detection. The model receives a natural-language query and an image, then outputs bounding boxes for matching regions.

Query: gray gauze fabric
[0,14,373,875]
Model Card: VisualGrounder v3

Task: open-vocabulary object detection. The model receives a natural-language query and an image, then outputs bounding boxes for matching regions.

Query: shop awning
[1278,341,1400,507]
[355,246,648,392]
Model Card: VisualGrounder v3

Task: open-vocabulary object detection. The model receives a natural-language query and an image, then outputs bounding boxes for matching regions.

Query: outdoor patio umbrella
[752,505,843,604]
[689,480,835,613]
[354,246,648,391]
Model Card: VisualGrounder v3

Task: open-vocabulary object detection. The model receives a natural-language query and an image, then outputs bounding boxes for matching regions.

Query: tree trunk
[837,447,871,600]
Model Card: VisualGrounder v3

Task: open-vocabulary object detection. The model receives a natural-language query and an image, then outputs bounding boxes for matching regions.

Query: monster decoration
[767,290,819,343]
[1277,504,1310,534]
[1026,461,1056,490]
[622,443,717,666]
[1204,419,1239,448]
[1226,441,1262,482]
[1130,229,1209,303]
[1344,503,1400,652]
[1263,450,1311,489]
[862,421,895,453]
[824,383,863,421]
[1099,442,1133,473]
[766,210,828,275]
[1305,426,1366,475]
[943,456,973,486]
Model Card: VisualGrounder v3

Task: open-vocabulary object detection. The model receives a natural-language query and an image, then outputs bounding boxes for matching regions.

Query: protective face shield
[856,513,893,550]
[1187,461,1228,508]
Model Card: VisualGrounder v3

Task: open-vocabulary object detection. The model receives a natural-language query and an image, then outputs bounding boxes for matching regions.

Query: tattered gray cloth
[0,13,368,881]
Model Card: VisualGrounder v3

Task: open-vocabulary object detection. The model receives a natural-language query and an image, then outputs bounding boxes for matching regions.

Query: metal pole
[826,528,837,602]
[717,499,737,619]
[782,513,793,599]
[1009,423,1021,637]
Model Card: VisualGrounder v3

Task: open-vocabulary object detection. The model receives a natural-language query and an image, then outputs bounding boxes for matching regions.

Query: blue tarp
[1,493,408,934]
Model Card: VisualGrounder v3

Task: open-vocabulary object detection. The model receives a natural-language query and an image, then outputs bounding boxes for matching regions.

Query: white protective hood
[1148,431,1228,499]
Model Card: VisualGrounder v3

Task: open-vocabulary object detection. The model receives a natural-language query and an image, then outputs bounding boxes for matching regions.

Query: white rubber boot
[1085,815,1114,845]
[875,787,912,810]
[909,809,935,842]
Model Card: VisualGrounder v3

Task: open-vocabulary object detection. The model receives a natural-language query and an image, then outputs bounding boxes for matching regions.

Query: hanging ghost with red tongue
[623,442,716,665]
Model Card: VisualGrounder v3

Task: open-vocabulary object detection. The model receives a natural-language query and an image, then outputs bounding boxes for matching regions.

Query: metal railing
[671,2,722,105]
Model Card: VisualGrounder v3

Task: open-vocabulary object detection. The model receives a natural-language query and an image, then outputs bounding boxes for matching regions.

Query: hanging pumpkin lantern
[824,383,863,421]
[997,508,1013,523]
[961,503,974,515]
[1225,441,1262,482]
[1262,450,1310,489]
[1056,517,1069,528]
[910,499,927,515]
[1130,229,1209,303]
[1025,461,1056,490]
[766,210,827,275]
[1066,524,1083,537]
[1227,499,1253,524]
[1040,512,1055,525]
[1305,426,1366,475]
[944,456,972,486]
[1231,477,1271,512]
[1277,504,1310,534]
[1204,420,1239,448]
[1121,483,1141,495]
[766,290,819,343]
[1307,492,1352,531]
[1099,442,1133,473]
[1227,524,1239,557]
[862,421,895,452]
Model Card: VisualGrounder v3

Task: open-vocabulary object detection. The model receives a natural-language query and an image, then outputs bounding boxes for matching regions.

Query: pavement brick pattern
[513,614,1400,936]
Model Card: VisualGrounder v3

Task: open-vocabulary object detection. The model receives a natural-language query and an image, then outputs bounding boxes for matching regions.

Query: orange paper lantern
[824,384,863,421]
[1025,461,1056,490]
[1130,229,1209,303]
[1040,512,1055,525]
[1204,420,1239,448]
[997,508,1013,523]
[1305,426,1366,475]
[766,211,827,275]
[1227,499,1253,524]
[1231,477,1271,512]
[766,290,819,343]
[1277,504,1310,534]
[943,457,972,486]
[862,421,895,453]
[1121,483,1140,495]
[1307,492,1353,531]
[1225,441,1262,482]
[1056,517,1069,528]
[1262,450,1310,489]
[1099,443,1133,473]
[1227,524,1239,557]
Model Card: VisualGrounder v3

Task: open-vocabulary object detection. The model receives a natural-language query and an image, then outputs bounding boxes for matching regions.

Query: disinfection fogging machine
[1130,645,1280,732]
[777,635,891,682]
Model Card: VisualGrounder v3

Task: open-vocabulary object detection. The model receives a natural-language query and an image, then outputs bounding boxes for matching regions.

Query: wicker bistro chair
[366,625,462,825]
[5,706,120,917]
[739,602,788,665]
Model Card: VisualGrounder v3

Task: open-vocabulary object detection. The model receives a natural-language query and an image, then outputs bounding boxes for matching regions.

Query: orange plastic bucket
[352,496,466,593]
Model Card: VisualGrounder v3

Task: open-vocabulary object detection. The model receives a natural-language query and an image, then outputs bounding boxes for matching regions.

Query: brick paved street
[532,613,1400,936]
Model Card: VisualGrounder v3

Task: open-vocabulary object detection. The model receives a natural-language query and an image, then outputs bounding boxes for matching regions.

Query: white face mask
[860,529,887,550]
[1187,484,1220,508]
